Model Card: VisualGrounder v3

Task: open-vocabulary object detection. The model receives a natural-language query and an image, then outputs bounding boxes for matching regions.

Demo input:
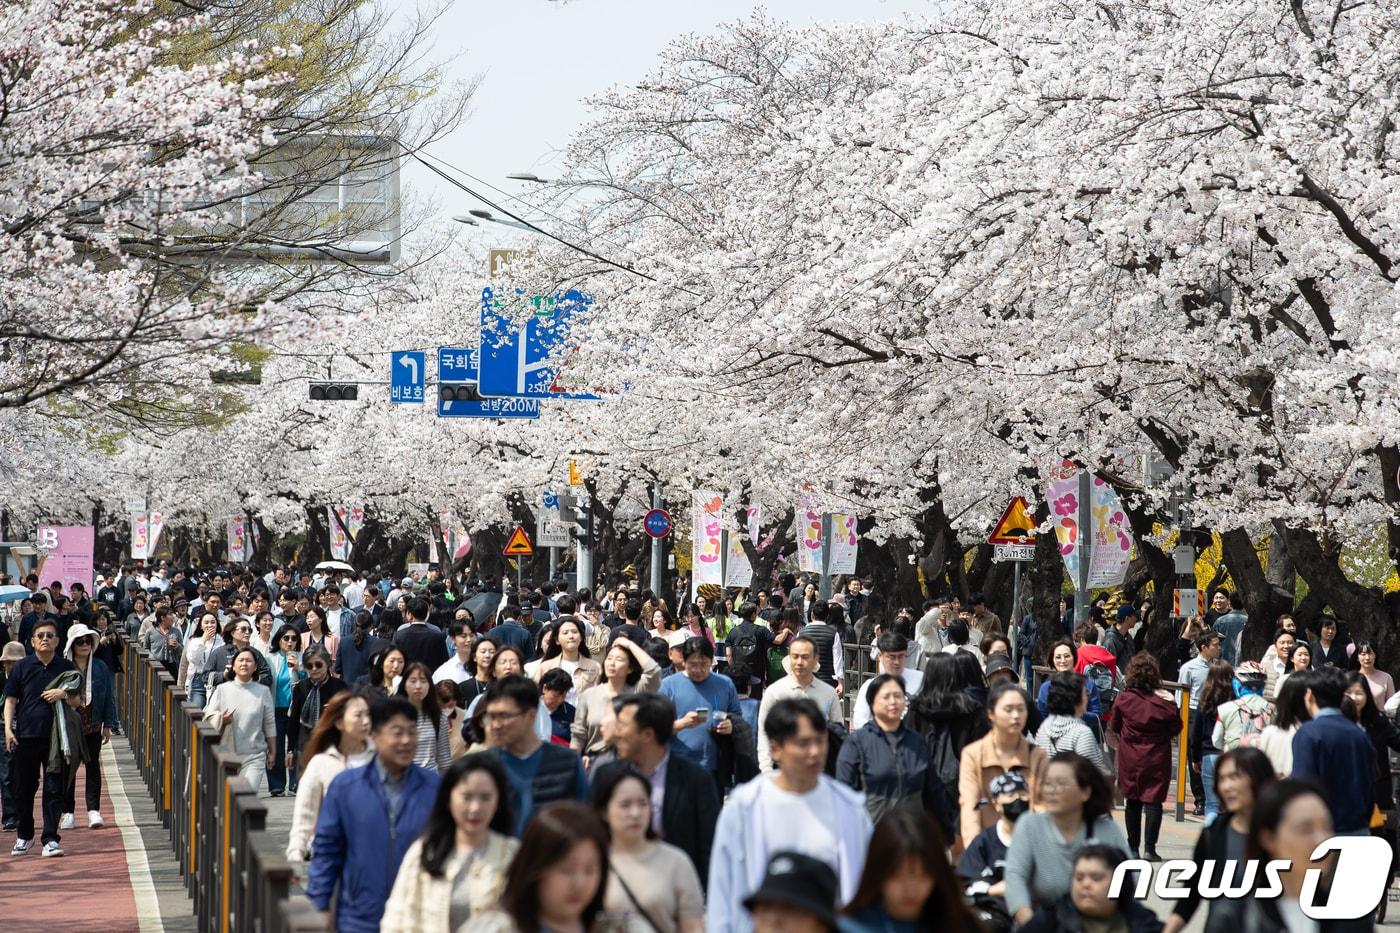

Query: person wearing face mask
[957,770,1031,898]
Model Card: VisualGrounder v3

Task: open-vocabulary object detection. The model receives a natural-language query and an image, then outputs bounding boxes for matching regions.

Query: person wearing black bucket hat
[743,850,840,933]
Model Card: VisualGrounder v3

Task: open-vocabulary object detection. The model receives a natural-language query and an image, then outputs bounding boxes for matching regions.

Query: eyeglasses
[33,632,56,640]
[306,662,326,671]
[235,626,252,634]
[483,709,526,724]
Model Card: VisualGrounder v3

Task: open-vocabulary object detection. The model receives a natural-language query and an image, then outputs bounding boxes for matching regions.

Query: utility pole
[650,484,665,595]
[576,478,595,597]
[1074,469,1093,626]
[819,513,833,600]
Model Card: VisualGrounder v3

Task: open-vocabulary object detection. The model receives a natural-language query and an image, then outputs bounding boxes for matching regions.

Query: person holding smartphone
[660,638,742,797]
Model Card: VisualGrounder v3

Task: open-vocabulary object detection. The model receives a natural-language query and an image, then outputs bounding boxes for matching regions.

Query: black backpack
[729,629,762,682]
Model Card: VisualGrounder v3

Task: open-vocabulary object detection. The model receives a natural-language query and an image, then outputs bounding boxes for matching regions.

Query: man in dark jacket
[487,604,534,660]
[481,675,588,836]
[1292,667,1376,834]
[603,691,721,888]
[306,695,439,933]
[392,597,448,671]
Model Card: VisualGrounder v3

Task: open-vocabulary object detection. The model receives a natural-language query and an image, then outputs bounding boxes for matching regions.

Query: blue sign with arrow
[390,350,425,404]
[436,345,540,420]
[478,286,600,400]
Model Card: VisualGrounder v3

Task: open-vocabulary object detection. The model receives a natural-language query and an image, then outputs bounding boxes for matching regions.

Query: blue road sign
[438,393,540,419]
[390,350,425,404]
[435,345,539,419]
[478,286,600,400]
[437,346,478,382]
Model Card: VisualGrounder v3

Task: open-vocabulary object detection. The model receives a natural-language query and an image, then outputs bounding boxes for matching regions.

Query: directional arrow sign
[390,350,425,404]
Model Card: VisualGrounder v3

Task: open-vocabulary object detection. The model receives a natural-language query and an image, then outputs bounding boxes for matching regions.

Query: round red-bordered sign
[642,509,673,539]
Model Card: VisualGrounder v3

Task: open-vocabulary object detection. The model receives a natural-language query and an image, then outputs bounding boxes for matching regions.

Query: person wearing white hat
[61,623,118,829]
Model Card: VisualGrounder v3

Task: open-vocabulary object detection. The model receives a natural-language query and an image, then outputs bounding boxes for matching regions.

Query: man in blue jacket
[1292,667,1375,834]
[306,694,440,932]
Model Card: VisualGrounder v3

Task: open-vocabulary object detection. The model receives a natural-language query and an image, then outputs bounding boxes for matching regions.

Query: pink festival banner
[36,525,96,595]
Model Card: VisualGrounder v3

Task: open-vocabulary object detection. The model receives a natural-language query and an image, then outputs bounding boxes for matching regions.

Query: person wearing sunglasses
[288,647,347,765]
[3,618,82,856]
[201,619,272,699]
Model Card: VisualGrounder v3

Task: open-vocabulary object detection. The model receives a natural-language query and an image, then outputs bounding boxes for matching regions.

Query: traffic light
[308,382,359,401]
[439,383,482,403]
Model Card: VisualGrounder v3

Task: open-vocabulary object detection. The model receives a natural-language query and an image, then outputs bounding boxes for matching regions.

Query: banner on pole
[36,525,95,594]
[1046,464,1133,589]
[724,506,760,588]
[329,506,351,560]
[691,491,724,593]
[148,512,165,556]
[795,497,825,573]
[131,513,150,560]
[828,513,859,575]
[227,515,249,563]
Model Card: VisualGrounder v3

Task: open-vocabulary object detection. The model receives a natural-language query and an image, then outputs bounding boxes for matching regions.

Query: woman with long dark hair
[572,637,660,762]
[907,652,987,843]
[464,801,609,933]
[381,754,519,933]
[459,637,498,706]
[1163,747,1277,933]
[840,809,983,932]
[532,617,601,701]
[957,683,1049,850]
[1004,752,1130,925]
[1191,660,1235,821]
[1344,671,1400,881]
[266,623,305,796]
[365,645,406,695]
[398,661,452,772]
[1353,641,1395,708]
[590,765,704,933]
[1203,780,1372,933]
[1257,671,1311,776]
[285,691,372,863]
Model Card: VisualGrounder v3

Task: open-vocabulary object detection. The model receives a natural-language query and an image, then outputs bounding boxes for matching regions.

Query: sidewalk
[0,740,197,932]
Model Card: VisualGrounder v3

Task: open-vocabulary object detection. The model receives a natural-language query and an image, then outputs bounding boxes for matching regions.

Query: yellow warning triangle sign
[988,497,1037,545]
[502,525,534,556]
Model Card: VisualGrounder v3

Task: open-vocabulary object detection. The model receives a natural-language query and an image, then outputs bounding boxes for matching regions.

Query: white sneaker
[10,838,32,856]
[59,813,75,830]
[87,810,104,828]
[41,841,64,857]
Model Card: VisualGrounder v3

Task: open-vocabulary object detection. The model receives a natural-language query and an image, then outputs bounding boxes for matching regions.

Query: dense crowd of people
[0,564,1395,931]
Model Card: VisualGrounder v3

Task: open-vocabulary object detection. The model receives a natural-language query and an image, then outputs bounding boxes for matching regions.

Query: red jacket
[1073,644,1118,677]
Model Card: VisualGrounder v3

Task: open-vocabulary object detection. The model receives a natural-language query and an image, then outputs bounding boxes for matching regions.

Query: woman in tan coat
[571,636,662,763]
[531,617,601,701]
[381,754,520,933]
[957,682,1048,847]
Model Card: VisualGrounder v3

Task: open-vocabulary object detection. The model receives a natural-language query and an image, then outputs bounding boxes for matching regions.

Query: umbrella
[463,591,502,627]
[315,560,354,572]
[0,584,33,604]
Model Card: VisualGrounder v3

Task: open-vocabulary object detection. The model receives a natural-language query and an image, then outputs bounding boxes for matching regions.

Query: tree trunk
[1219,528,1293,661]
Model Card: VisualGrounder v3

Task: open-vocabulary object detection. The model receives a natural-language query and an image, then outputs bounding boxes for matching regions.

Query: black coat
[393,623,449,671]
[286,676,348,750]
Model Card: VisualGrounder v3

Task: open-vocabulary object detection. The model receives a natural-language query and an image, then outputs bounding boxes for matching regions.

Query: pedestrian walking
[591,764,705,933]
[707,698,872,933]
[1004,752,1131,925]
[2,618,80,856]
[60,623,117,830]
[204,646,276,795]
[1107,654,1181,859]
[841,809,983,933]
[462,801,609,933]
[285,691,373,864]
[306,695,441,933]
[381,754,519,933]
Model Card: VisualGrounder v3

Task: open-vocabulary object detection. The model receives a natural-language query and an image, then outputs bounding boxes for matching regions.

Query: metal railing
[116,636,322,933]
